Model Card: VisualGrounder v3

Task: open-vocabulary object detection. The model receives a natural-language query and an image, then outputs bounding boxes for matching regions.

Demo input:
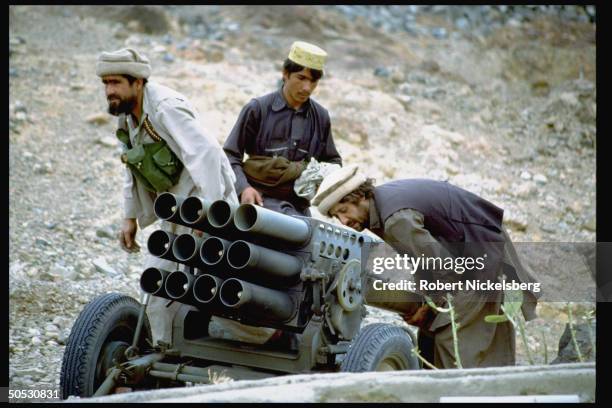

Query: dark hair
[339,178,376,205]
[282,58,323,82]
[123,74,148,86]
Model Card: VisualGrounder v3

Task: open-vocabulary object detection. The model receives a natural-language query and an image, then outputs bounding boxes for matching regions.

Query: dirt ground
[9,5,596,399]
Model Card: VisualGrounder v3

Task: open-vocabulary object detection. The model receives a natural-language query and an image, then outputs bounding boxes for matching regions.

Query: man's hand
[240,186,263,206]
[119,218,140,253]
[402,303,434,329]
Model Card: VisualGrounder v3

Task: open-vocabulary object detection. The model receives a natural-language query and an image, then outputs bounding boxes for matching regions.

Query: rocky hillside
[9,5,595,400]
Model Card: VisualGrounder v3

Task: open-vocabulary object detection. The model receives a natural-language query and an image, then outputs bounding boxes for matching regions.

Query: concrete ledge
[75,362,595,403]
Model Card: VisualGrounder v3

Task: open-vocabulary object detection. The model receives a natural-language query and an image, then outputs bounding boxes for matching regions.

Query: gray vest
[373,179,506,281]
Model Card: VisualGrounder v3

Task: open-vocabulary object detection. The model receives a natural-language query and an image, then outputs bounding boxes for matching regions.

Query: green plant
[424,294,462,369]
[484,289,534,365]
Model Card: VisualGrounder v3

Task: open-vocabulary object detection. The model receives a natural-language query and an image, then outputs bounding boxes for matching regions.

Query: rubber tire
[340,323,419,372]
[60,293,152,399]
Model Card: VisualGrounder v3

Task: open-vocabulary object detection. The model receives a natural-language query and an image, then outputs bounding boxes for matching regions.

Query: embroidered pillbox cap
[287,41,327,71]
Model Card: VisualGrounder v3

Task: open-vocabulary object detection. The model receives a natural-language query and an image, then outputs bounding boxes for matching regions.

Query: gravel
[9,4,595,400]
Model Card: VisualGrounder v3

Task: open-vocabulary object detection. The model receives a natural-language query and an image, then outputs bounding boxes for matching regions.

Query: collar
[272,88,310,113]
[368,197,382,231]
[127,86,148,130]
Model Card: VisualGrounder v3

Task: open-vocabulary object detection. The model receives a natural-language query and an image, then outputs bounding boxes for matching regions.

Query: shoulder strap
[142,117,163,143]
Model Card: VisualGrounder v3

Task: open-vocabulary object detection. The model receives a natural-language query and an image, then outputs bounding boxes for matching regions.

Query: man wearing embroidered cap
[313,166,540,369]
[96,48,277,348]
[223,40,342,217]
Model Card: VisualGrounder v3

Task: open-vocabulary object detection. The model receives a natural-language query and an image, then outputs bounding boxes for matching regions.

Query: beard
[107,95,136,116]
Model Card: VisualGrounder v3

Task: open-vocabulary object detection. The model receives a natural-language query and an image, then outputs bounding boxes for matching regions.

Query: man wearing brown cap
[96,48,276,346]
[223,41,342,217]
[313,165,540,369]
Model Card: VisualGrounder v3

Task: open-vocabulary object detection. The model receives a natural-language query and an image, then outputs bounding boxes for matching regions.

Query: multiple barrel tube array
[140,193,312,324]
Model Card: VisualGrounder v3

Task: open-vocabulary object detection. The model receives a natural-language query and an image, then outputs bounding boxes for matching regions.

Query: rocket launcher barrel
[171,233,206,268]
[164,270,195,303]
[199,236,231,267]
[140,267,171,299]
[153,192,185,225]
[147,230,178,262]
[219,278,295,322]
[178,196,214,232]
[227,240,303,283]
[233,204,310,246]
[193,274,224,305]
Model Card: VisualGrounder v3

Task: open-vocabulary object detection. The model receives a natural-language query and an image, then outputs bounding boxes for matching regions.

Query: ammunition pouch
[117,128,183,193]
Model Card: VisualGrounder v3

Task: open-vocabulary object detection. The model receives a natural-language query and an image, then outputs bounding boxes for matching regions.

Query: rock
[551,321,596,364]
[531,80,551,97]
[35,238,50,247]
[504,211,528,231]
[373,67,390,78]
[57,331,69,345]
[455,17,470,30]
[390,70,405,84]
[92,257,120,276]
[86,113,110,126]
[582,217,596,232]
[419,60,440,73]
[520,170,532,180]
[422,87,446,100]
[31,336,43,346]
[96,136,117,147]
[44,222,58,230]
[14,111,28,122]
[27,328,41,337]
[394,94,413,110]
[566,201,583,214]
[47,263,78,281]
[44,323,59,333]
[33,162,53,175]
[533,174,548,185]
[540,224,556,233]
[514,182,537,198]
[431,27,448,39]
[15,368,47,378]
[96,226,116,239]
[70,83,85,91]
[45,331,60,340]
[163,53,175,63]
[14,100,27,113]
[52,316,69,327]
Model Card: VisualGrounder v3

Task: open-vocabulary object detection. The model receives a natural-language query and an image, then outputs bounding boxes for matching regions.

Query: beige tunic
[119,82,275,344]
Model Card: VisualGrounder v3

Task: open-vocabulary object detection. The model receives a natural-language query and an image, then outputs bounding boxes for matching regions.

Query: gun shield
[233,204,310,246]
[219,278,295,322]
